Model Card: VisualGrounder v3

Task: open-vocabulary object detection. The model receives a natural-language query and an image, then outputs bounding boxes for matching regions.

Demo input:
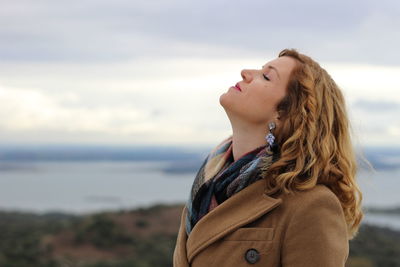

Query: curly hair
[260,48,365,240]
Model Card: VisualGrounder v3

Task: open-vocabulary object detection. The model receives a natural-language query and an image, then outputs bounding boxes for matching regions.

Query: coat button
[245,248,260,264]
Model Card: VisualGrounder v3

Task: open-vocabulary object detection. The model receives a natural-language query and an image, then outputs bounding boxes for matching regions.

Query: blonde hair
[261,48,365,240]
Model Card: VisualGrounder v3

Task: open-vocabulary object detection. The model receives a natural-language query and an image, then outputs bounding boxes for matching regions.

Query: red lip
[235,83,242,91]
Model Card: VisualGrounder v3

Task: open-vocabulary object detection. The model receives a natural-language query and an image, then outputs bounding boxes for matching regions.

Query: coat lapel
[186,178,282,263]
[174,204,190,267]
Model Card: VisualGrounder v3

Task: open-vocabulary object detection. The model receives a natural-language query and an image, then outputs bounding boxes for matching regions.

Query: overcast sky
[0,0,399,147]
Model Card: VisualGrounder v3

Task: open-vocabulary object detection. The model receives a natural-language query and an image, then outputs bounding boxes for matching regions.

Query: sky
[0,0,399,147]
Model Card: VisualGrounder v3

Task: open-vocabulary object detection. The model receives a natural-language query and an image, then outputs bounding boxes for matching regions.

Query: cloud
[348,98,400,147]
[0,85,147,133]
[0,63,234,145]
[352,99,400,112]
[0,0,399,65]
[0,55,399,146]
[0,1,399,146]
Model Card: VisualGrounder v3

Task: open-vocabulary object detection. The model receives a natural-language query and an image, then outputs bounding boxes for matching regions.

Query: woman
[173,48,364,267]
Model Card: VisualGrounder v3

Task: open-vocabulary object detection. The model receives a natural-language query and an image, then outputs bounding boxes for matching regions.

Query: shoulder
[278,185,350,265]
[277,184,347,235]
[279,184,348,239]
[281,184,342,212]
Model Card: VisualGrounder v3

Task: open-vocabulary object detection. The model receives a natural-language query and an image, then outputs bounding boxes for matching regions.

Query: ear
[273,112,281,129]
[273,111,281,122]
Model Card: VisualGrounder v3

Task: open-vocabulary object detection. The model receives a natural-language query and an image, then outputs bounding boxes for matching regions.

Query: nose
[241,69,253,82]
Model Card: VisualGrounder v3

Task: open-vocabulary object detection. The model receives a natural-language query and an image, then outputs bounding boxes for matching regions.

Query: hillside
[0,203,399,267]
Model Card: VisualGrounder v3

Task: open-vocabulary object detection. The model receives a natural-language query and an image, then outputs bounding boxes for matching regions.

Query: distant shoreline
[0,144,399,171]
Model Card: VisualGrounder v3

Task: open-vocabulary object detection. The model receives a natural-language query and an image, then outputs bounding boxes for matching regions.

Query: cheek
[240,94,276,122]
[249,91,278,113]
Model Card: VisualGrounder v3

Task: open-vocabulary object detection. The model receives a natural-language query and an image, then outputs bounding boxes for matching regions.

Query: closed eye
[263,74,270,81]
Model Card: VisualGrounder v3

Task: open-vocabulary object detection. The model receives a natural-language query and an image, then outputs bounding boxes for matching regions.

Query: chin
[219,92,232,108]
[220,96,240,118]
[219,93,226,107]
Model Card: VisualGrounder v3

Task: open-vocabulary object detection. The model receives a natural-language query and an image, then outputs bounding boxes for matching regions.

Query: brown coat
[173,178,349,267]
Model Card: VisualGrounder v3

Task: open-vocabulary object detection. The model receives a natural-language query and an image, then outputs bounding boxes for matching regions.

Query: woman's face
[220,56,297,125]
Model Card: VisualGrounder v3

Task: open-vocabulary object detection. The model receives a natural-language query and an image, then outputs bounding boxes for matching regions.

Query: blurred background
[0,0,399,266]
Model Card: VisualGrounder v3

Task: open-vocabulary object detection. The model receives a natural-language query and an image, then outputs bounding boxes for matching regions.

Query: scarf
[185,135,278,236]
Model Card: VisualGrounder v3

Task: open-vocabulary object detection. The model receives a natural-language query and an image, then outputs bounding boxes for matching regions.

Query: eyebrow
[262,65,281,80]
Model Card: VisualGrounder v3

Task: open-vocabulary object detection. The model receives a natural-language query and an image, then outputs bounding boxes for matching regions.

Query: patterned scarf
[185,135,278,236]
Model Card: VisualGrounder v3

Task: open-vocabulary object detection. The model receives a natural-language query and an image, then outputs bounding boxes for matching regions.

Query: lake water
[0,160,399,230]
[0,161,194,213]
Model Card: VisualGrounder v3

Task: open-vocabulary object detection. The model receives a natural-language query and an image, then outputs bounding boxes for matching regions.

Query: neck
[231,123,269,162]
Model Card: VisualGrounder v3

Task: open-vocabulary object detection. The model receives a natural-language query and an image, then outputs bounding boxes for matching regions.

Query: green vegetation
[0,211,78,267]
[347,224,400,267]
[0,204,399,267]
[73,213,134,248]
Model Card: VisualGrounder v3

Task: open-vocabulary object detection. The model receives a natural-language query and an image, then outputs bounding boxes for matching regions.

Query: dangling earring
[265,122,276,152]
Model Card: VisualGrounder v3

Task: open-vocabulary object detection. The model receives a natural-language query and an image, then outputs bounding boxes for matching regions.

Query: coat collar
[185,177,282,263]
